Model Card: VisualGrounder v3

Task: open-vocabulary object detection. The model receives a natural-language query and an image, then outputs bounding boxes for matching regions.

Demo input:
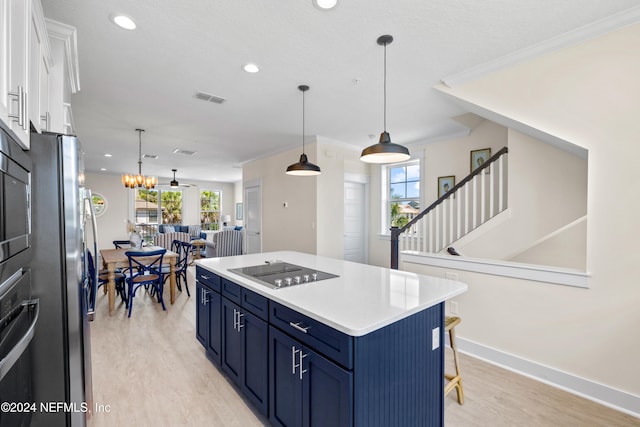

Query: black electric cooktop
[229,261,338,289]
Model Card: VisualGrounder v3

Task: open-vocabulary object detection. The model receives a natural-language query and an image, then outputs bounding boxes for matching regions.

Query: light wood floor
[88,267,640,427]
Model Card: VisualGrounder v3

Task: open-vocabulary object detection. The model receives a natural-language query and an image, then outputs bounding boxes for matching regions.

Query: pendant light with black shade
[360,35,411,164]
[286,85,321,176]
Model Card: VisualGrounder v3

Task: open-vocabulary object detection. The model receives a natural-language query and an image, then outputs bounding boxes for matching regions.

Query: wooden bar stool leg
[444,316,464,405]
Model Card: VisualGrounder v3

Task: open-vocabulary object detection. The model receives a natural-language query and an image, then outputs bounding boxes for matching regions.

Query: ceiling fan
[158,169,195,188]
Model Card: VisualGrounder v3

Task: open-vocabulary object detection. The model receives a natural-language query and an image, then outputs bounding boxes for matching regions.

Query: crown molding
[45,19,80,93]
[441,6,640,87]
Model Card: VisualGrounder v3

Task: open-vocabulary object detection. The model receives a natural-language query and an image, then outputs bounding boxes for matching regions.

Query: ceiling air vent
[142,154,158,159]
[195,91,227,104]
[173,149,196,156]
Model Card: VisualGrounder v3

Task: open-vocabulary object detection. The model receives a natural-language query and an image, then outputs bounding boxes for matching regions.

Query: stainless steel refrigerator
[29,131,97,427]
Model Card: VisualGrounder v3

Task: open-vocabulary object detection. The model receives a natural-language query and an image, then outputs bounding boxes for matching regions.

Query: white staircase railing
[391,147,509,269]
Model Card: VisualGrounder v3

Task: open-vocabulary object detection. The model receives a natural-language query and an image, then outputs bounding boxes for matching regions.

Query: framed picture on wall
[470,148,491,173]
[236,203,243,220]
[438,176,455,198]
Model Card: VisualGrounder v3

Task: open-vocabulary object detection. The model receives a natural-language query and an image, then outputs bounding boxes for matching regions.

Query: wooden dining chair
[123,248,167,317]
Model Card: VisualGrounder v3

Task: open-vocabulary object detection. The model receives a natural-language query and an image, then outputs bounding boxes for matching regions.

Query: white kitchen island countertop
[196,251,467,337]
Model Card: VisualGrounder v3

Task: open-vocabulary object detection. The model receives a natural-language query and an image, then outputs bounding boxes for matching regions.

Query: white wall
[316,137,367,259]
[426,23,640,401]
[85,173,131,251]
[242,137,366,258]
[423,120,508,203]
[243,144,319,254]
[509,216,586,269]
[459,129,588,263]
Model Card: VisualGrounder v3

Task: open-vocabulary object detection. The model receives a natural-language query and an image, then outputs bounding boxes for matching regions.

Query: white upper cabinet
[0,0,31,149]
[45,19,79,135]
[0,0,78,147]
[28,0,51,133]
[0,0,8,126]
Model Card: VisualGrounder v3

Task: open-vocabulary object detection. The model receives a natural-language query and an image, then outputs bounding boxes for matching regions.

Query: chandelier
[122,129,157,189]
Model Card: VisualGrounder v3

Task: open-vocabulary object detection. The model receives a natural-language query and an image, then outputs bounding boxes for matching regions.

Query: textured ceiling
[40,0,639,183]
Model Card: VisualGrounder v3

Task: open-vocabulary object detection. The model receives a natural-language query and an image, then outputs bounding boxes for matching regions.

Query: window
[388,161,420,229]
[135,188,183,241]
[161,190,183,224]
[200,190,221,230]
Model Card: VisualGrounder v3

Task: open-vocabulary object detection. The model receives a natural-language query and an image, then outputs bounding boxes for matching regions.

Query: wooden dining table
[100,246,179,315]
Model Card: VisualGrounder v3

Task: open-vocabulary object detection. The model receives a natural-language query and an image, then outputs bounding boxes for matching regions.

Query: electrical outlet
[450,301,459,315]
[432,327,440,350]
[445,272,458,281]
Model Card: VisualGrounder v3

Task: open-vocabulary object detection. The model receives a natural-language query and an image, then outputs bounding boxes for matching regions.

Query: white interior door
[244,184,262,254]
[344,181,366,263]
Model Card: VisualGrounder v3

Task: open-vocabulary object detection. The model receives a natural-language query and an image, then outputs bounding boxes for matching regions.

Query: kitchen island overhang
[195,251,468,427]
[195,250,468,337]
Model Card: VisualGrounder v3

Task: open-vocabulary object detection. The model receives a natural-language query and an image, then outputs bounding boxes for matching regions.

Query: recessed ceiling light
[313,0,337,10]
[104,153,112,157]
[111,14,136,30]
[100,168,107,171]
[243,63,260,73]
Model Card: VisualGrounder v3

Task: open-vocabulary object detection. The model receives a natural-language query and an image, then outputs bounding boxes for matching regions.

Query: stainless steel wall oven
[0,125,34,427]
[0,127,31,266]
[0,270,38,427]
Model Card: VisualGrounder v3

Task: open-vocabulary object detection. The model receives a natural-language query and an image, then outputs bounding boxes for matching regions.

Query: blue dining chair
[124,248,167,317]
[113,240,132,249]
[172,240,192,296]
[161,240,192,297]
[87,250,126,303]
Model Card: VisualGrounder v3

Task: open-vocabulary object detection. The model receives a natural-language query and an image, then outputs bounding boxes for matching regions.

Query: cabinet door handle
[299,350,308,380]
[289,321,309,334]
[8,86,23,126]
[200,274,210,280]
[22,88,27,130]
[291,346,300,375]
[201,288,209,305]
[40,112,50,131]
[237,312,245,331]
[233,308,238,331]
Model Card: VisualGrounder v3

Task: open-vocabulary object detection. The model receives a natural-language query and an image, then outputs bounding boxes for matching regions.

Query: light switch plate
[445,272,458,281]
[432,327,440,350]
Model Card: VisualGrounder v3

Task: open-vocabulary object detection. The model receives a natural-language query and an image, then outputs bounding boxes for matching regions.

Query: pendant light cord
[383,40,387,133]
[302,89,306,153]
[137,129,143,175]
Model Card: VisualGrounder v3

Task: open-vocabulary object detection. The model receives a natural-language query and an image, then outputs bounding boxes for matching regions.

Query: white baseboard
[455,336,640,419]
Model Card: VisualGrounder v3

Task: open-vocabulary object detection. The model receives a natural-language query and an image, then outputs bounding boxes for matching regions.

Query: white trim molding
[401,252,590,288]
[457,337,640,419]
[441,6,640,88]
[45,19,81,93]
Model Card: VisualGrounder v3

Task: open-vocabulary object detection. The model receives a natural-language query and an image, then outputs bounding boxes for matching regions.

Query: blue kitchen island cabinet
[270,325,352,427]
[195,251,467,427]
[269,299,443,427]
[221,296,269,415]
[195,277,222,365]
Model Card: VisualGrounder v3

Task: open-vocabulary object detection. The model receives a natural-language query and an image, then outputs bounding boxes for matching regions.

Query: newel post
[390,226,400,270]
